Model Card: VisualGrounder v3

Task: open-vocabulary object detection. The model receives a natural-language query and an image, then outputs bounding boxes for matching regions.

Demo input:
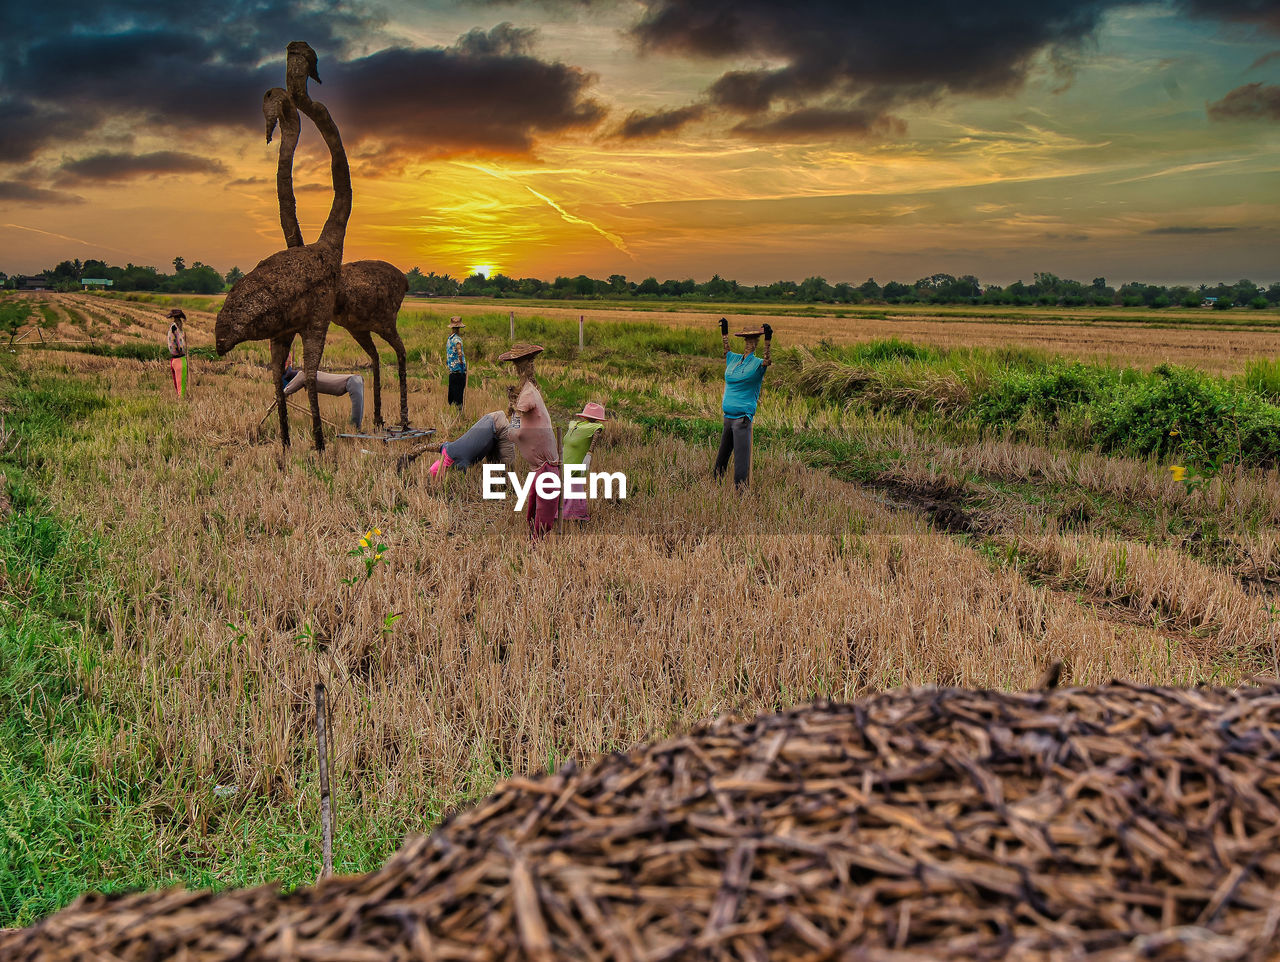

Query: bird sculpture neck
[286,59,351,258]
[264,88,304,249]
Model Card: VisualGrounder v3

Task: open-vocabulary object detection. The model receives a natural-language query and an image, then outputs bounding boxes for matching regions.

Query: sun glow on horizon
[468,264,497,278]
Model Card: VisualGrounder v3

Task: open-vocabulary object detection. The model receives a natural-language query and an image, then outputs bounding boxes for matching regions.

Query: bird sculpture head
[286,41,321,97]
[262,88,298,144]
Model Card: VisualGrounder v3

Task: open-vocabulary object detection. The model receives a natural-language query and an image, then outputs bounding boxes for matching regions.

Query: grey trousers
[713,415,752,486]
[443,413,499,469]
[345,375,364,429]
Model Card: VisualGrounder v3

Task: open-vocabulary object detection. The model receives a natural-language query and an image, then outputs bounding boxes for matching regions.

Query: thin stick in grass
[316,681,334,880]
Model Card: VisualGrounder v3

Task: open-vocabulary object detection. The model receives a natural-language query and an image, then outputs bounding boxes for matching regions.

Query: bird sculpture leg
[301,322,328,452]
[383,328,410,429]
[270,335,293,449]
[350,329,383,429]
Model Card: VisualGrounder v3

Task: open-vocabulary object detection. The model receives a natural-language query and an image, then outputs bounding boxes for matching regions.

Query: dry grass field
[10,290,1280,371]
[1,291,1278,924]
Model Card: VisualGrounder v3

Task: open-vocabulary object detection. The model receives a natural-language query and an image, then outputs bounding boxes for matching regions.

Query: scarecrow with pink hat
[713,317,773,487]
[501,343,559,538]
[560,401,609,521]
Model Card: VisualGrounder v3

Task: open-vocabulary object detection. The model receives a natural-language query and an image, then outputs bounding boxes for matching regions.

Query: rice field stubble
[1,297,1277,923]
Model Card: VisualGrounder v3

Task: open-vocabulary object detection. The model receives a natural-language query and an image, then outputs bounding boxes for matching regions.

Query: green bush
[1094,365,1280,465]
[974,363,1113,427]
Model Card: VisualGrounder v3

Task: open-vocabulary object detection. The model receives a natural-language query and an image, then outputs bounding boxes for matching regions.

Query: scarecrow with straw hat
[713,317,773,487]
[165,309,188,397]
[501,343,559,538]
[560,401,609,521]
[446,316,467,408]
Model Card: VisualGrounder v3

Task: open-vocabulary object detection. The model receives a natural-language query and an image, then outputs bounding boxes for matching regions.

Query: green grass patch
[777,339,1280,467]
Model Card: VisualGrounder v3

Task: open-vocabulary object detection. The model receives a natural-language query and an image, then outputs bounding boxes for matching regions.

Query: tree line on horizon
[4,258,1278,310]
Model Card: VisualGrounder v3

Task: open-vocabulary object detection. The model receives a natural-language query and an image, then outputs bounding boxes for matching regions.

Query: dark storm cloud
[57,151,229,183]
[730,107,907,139]
[1176,0,1280,34]
[456,22,539,56]
[0,181,84,205]
[615,104,706,139]
[1,1,602,174]
[324,40,604,155]
[632,0,1118,106]
[1208,82,1280,120]
[618,0,1280,140]
[0,100,83,164]
[1144,225,1240,234]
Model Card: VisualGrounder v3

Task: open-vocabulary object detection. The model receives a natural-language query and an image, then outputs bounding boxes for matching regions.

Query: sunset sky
[2,0,1278,285]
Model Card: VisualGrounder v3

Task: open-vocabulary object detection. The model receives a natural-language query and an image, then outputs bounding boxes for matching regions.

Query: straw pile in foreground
[7,683,1280,961]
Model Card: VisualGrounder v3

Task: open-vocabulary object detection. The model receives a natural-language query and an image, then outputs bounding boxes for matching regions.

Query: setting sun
[468,264,496,279]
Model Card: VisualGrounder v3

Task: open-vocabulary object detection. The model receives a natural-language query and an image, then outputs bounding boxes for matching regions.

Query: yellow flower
[1169,465,1186,482]
[364,530,373,540]
[1169,429,1179,436]
[359,538,369,548]
[375,552,383,561]
[373,528,382,536]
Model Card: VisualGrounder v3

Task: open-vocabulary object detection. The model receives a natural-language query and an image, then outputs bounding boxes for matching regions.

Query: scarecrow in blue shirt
[713,317,773,487]
[446,317,467,407]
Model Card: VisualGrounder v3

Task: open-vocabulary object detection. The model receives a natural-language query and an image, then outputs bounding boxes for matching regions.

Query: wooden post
[315,682,334,880]
[578,315,584,351]
[509,310,515,342]
[555,426,564,534]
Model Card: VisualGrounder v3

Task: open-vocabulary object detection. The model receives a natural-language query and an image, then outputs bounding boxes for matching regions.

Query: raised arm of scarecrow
[719,317,730,356]
[761,323,773,367]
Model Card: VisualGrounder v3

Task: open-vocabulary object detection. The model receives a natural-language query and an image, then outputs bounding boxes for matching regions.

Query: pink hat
[576,401,608,421]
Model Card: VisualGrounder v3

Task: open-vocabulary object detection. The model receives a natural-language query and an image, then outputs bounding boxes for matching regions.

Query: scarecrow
[425,410,515,478]
[446,317,467,408]
[560,401,608,521]
[281,360,366,429]
[501,343,559,538]
[713,317,772,487]
[165,309,188,397]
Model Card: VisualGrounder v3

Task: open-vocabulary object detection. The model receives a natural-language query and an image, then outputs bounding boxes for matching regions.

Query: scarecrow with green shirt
[560,401,608,521]
[713,317,772,487]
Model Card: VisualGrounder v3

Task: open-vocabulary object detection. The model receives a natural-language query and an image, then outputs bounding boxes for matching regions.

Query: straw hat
[498,343,544,362]
[448,317,465,329]
[166,308,186,320]
[733,327,765,337]
[575,401,609,422]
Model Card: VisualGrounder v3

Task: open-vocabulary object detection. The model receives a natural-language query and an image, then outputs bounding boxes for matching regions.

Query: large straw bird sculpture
[263,88,411,430]
[215,42,350,451]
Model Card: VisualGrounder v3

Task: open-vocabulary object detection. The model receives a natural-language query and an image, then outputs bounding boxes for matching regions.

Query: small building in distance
[80,278,114,290]
[1201,296,1218,307]
[17,275,50,291]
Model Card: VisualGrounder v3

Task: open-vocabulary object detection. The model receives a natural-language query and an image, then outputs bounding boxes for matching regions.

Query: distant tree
[799,276,834,301]
[881,281,913,303]
[172,256,186,273]
[637,276,660,295]
[1267,283,1280,306]
[224,266,243,286]
[858,278,882,301]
